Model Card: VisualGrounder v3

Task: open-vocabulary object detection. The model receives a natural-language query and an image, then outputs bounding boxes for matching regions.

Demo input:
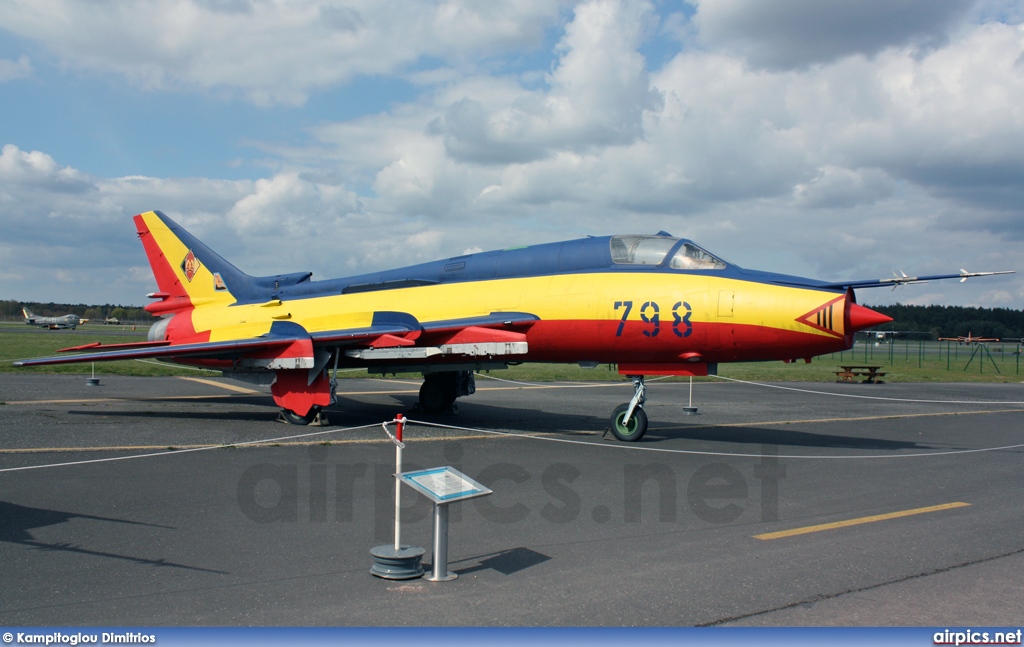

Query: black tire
[281,406,320,425]
[610,403,648,441]
[419,375,457,413]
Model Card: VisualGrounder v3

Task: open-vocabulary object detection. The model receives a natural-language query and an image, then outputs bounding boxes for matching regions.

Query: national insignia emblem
[181,250,201,282]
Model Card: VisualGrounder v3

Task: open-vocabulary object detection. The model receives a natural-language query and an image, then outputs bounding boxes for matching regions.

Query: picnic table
[835,365,887,384]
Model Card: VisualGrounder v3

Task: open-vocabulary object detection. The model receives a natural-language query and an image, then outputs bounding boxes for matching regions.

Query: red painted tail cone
[846,303,893,332]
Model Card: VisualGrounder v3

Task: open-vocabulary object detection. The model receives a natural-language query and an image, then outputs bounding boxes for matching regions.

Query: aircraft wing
[12,336,314,367]
[777,270,1014,291]
[13,311,540,367]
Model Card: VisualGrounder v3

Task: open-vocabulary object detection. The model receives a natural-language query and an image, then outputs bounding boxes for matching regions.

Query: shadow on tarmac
[0,500,227,574]
[448,547,552,576]
[647,425,934,451]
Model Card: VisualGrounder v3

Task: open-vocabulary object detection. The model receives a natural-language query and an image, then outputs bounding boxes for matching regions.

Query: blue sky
[1,0,1023,307]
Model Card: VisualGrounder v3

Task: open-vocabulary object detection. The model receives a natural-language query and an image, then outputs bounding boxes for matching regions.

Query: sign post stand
[682,375,698,414]
[397,466,492,582]
[369,414,425,580]
[86,362,100,386]
[430,503,455,582]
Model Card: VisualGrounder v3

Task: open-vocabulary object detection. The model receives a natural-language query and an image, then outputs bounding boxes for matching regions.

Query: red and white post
[369,413,424,580]
[393,413,405,551]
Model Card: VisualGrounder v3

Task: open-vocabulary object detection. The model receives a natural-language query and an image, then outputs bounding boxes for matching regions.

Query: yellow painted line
[754,502,971,540]
[0,432,526,454]
[177,376,260,394]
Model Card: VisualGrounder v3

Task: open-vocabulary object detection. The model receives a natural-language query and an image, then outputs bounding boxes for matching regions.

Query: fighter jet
[22,307,88,330]
[13,211,1013,440]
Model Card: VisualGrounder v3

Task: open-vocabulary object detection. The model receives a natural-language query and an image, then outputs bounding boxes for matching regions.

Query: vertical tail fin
[134,210,249,315]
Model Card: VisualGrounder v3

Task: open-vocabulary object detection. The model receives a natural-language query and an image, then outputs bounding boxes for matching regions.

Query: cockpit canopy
[610,236,727,270]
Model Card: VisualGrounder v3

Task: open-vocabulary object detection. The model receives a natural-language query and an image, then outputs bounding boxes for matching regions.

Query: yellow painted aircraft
[939,332,1001,344]
[13,211,1013,440]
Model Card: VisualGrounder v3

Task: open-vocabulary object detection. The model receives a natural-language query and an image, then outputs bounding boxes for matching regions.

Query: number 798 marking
[615,300,693,337]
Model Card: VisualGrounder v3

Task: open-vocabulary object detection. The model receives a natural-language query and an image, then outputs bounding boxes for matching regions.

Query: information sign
[398,466,492,504]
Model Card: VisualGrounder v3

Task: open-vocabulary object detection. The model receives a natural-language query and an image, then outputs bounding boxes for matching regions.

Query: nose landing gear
[609,375,648,441]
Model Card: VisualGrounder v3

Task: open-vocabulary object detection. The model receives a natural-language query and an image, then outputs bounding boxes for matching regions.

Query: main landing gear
[610,375,648,441]
[280,378,338,425]
[277,362,339,426]
[418,370,476,414]
[281,407,323,426]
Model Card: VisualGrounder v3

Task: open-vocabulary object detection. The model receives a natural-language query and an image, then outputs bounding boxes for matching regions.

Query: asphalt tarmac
[1,372,1023,626]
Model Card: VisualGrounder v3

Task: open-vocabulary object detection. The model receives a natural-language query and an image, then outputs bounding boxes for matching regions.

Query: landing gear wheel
[419,376,457,414]
[610,403,648,441]
[281,406,321,426]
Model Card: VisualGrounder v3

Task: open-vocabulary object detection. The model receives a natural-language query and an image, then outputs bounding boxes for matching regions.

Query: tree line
[866,303,1024,340]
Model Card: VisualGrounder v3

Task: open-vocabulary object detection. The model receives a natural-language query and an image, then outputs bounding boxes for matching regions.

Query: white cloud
[0,0,565,105]
[227,172,363,236]
[437,0,661,164]
[0,144,89,191]
[794,166,895,208]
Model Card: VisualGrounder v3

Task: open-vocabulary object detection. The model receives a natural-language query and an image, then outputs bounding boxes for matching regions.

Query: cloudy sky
[1,0,1022,308]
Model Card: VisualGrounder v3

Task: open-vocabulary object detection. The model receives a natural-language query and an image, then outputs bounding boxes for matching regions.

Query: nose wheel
[609,375,648,441]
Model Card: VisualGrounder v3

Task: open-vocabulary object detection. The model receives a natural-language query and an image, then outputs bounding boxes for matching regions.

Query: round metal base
[682,406,699,415]
[369,545,425,580]
[86,378,101,386]
[425,570,458,582]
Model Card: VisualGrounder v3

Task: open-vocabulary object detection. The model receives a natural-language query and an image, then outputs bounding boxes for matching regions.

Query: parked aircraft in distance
[864,330,930,342]
[13,211,1014,440]
[22,307,88,330]
[939,332,1001,344]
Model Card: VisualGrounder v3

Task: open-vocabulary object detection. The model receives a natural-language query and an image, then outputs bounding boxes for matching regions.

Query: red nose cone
[847,303,893,332]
